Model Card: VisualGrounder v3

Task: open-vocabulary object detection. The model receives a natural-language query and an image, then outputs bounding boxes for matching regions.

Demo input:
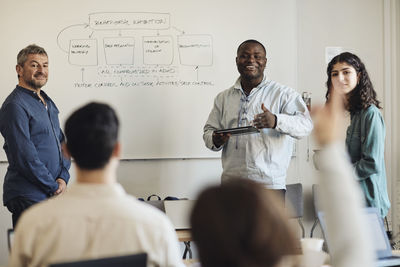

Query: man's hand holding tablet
[212,126,260,148]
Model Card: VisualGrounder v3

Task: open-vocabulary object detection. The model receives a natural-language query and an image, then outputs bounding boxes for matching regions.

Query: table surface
[176,229,192,242]
[183,259,198,266]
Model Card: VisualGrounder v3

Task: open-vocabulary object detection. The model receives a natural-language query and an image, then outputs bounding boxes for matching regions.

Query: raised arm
[312,88,374,267]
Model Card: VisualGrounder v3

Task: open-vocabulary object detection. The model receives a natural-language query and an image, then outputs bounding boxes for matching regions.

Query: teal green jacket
[346,105,390,218]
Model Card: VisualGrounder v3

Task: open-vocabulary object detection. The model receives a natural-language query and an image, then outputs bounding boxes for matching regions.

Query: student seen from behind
[9,102,184,267]
[190,178,300,267]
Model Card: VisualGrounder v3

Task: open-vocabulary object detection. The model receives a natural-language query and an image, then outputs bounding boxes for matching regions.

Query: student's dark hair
[237,39,266,55]
[325,52,381,113]
[65,102,119,170]
[17,44,47,66]
[190,179,298,267]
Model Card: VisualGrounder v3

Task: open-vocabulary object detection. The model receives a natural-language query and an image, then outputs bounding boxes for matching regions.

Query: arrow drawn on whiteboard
[57,23,89,53]
[81,68,85,82]
[172,26,185,34]
[195,66,199,81]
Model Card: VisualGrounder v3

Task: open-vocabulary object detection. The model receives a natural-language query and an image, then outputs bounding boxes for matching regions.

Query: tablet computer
[214,126,260,136]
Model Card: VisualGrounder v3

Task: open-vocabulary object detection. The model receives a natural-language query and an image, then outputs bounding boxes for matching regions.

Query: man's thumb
[261,103,268,112]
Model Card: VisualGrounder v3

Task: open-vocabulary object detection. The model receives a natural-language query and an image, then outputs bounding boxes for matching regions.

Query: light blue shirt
[203,76,313,189]
[346,104,390,218]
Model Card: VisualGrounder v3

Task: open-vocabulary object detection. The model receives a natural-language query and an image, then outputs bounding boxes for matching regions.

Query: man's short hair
[237,39,266,55]
[17,44,47,66]
[65,102,119,170]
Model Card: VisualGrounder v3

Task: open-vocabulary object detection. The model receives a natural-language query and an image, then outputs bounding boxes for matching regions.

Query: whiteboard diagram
[57,12,214,88]
[0,0,298,160]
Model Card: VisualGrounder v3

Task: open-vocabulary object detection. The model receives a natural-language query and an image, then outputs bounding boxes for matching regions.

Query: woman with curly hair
[325,52,390,218]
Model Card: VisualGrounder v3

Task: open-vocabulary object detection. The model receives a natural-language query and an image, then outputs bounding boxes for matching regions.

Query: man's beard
[27,78,47,90]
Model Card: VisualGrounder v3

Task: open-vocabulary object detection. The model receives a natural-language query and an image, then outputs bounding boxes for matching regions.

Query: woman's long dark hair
[325,52,381,113]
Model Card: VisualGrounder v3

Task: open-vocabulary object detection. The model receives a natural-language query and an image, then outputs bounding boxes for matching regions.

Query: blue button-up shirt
[0,86,70,204]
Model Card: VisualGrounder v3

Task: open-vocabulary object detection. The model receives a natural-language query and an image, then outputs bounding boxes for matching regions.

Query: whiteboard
[0,0,297,159]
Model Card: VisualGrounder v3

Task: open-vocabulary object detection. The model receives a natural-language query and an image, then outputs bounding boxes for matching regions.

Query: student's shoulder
[120,197,177,232]
[362,105,383,120]
[365,104,380,113]
[123,196,171,221]
[16,197,61,230]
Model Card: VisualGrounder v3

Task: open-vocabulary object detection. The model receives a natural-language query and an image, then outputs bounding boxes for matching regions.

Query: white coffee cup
[300,238,324,252]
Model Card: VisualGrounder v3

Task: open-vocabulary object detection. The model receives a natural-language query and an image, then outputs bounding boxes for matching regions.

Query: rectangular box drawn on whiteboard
[178,35,213,66]
[89,12,171,31]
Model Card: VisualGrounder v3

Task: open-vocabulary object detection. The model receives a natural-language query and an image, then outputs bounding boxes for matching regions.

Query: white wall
[296,0,386,236]
[398,1,400,105]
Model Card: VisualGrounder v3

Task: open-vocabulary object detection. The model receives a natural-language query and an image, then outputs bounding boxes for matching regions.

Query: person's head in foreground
[64,102,120,173]
[191,178,298,267]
